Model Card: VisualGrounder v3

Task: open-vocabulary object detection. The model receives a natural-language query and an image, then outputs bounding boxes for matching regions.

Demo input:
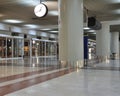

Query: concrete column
[96,22,111,59]
[58,0,84,67]
[119,41,120,58]
[111,32,119,58]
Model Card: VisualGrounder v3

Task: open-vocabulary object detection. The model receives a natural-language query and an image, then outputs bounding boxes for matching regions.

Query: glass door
[7,38,13,58]
[32,40,40,57]
[13,38,23,57]
[24,40,30,57]
[0,37,6,58]
[39,41,45,56]
[35,41,40,56]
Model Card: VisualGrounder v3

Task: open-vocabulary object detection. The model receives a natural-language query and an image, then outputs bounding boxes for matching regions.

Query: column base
[111,53,119,60]
[59,60,84,68]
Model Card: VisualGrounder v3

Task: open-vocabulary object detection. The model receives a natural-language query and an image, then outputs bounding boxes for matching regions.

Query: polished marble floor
[0,57,62,78]
[0,58,119,96]
[87,59,120,71]
[6,60,120,96]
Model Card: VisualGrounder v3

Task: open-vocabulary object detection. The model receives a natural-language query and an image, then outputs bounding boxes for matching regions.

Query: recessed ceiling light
[83,27,90,30]
[41,28,51,31]
[3,19,23,23]
[87,30,95,32]
[91,33,96,35]
[23,24,40,28]
[49,31,58,33]
[28,30,36,35]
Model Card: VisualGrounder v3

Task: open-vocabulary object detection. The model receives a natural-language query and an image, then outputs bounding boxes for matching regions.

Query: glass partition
[39,41,42,56]
[0,37,6,58]
[24,40,30,57]
[50,42,57,56]
[46,42,49,56]
[7,38,12,58]
[39,41,45,56]
[13,38,17,57]
[31,39,58,57]
[0,36,58,59]
[13,38,23,57]
[18,39,23,57]
[32,40,36,56]
[36,41,40,56]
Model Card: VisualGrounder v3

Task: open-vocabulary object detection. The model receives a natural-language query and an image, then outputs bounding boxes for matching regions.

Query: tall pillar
[58,0,84,67]
[111,32,119,58]
[119,41,120,58]
[96,22,111,59]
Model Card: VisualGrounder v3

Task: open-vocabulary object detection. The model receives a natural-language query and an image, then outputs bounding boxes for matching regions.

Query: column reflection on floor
[85,59,120,71]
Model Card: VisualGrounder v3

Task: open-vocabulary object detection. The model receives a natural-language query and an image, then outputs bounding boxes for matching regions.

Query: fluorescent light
[28,30,36,35]
[91,32,96,35]
[48,11,58,16]
[3,19,23,23]
[23,24,39,28]
[83,27,90,30]
[41,28,51,31]
[50,34,57,38]
[87,30,95,32]
[49,31,58,33]
[40,32,49,37]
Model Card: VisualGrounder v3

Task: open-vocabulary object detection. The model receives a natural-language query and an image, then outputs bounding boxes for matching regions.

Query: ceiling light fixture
[23,24,40,28]
[3,19,23,23]
[49,31,58,33]
[91,32,96,35]
[83,27,90,30]
[40,28,51,31]
[87,30,95,33]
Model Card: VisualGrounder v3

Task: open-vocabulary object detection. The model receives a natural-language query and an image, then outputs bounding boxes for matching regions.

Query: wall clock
[34,3,48,17]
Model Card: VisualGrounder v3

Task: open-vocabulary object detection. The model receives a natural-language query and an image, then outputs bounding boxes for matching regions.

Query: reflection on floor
[86,59,120,71]
[0,57,60,77]
[0,57,74,95]
[0,58,119,96]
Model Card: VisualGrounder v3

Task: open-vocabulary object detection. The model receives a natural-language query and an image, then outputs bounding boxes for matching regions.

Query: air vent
[88,17,102,30]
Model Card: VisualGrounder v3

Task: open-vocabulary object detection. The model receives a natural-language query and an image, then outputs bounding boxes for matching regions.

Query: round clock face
[34,3,48,17]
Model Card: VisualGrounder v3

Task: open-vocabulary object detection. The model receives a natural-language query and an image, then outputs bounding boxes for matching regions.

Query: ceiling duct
[88,17,102,30]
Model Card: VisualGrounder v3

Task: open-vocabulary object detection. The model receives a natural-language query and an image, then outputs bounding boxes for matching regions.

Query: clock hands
[35,6,42,13]
[39,6,42,12]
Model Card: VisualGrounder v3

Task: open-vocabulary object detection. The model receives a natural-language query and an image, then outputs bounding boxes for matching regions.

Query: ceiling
[0,0,58,33]
[84,0,120,32]
[84,0,120,21]
[0,0,120,35]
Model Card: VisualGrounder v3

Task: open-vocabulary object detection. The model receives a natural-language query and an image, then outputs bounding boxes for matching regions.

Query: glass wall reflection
[31,39,57,57]
[0,37,6,58]
[0,36,57,59]
[24,40,30,57]
[13,38,23,57]
[0,35,24,58]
